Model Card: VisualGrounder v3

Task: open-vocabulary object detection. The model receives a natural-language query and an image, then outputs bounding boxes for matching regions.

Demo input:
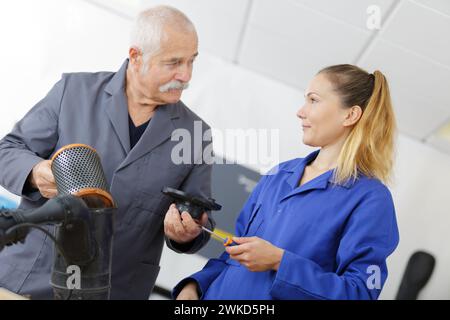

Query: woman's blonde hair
[319,64,396,185]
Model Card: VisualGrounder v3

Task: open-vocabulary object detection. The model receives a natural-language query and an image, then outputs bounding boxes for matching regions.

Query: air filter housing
[51,144,114,208]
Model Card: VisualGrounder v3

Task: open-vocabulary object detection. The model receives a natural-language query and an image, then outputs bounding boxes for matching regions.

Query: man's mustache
[159,80,189,93]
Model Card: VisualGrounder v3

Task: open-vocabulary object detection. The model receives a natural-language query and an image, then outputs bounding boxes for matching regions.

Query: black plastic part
[396,251,436,300]
[162,187,222,220]
[0,195,83,249]
[51,207,115,300]
[0,195,115,300]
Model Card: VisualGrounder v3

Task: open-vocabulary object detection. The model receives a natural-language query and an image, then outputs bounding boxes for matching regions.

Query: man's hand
[226,236,284,272]
[176,281,200,300]
[29,160,57,199]
[164,204,209,244]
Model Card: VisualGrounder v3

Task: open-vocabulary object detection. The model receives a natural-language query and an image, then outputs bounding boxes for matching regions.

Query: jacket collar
[104,59,131,154]
[104,59,181,171]
[281,149,354,201]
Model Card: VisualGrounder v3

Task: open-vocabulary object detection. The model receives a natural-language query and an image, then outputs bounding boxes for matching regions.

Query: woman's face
[297,73,354,148]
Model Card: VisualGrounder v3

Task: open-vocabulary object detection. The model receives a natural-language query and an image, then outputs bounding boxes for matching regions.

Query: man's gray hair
[130,5,196,64]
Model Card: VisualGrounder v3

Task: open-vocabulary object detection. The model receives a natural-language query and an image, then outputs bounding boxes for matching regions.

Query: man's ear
[343,105,363,127]
[128,47,142,69]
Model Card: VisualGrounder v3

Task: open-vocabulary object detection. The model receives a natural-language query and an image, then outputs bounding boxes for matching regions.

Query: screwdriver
[201,226,237,247]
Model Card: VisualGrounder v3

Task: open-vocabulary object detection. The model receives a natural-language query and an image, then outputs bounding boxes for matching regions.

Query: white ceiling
[88,0,450,152]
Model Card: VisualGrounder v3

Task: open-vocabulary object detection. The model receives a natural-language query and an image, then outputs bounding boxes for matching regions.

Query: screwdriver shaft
[201,226,226,241]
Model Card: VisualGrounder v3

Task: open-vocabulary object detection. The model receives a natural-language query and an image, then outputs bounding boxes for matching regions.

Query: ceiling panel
[427,132,450,155]
[139,0,250,61]
[76,0,450,154]
[381,0,450,67]
[360,39,450,139]
[238,0,370,88]
[414,0,450,17]
[85,0,141,18]
[294,0,395,30]
[392,93,448,140]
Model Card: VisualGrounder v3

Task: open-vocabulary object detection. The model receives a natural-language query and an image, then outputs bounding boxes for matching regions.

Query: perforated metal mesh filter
[51,145,113,208]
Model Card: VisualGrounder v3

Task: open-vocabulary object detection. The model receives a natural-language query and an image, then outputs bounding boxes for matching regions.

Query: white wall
[381,135,450,299]
[0,0,449,299]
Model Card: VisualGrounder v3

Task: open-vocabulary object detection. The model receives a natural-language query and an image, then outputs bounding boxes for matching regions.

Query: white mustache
[159,80,189,93]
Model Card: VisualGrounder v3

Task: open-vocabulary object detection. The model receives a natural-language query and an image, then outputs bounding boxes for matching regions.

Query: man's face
[133,28,198,105]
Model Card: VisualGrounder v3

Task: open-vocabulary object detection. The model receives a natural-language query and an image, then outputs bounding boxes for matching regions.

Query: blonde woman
[174,64,399,300]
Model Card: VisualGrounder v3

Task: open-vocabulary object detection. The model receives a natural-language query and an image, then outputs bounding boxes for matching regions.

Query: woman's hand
[176,281,200,300]
[226,237,284,272]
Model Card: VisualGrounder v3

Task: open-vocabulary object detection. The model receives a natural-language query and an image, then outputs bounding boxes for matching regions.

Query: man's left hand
[164,204,209,244]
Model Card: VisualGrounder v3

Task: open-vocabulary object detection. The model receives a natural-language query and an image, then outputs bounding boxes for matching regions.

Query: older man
[0,6,214,299]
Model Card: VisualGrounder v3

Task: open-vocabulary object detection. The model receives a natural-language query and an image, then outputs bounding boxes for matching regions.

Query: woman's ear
[343,105,363,127]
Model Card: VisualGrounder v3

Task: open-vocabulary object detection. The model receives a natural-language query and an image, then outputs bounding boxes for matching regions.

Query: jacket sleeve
[0,76,66,201]
[172,174,269,299]
[270,186,400,300]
